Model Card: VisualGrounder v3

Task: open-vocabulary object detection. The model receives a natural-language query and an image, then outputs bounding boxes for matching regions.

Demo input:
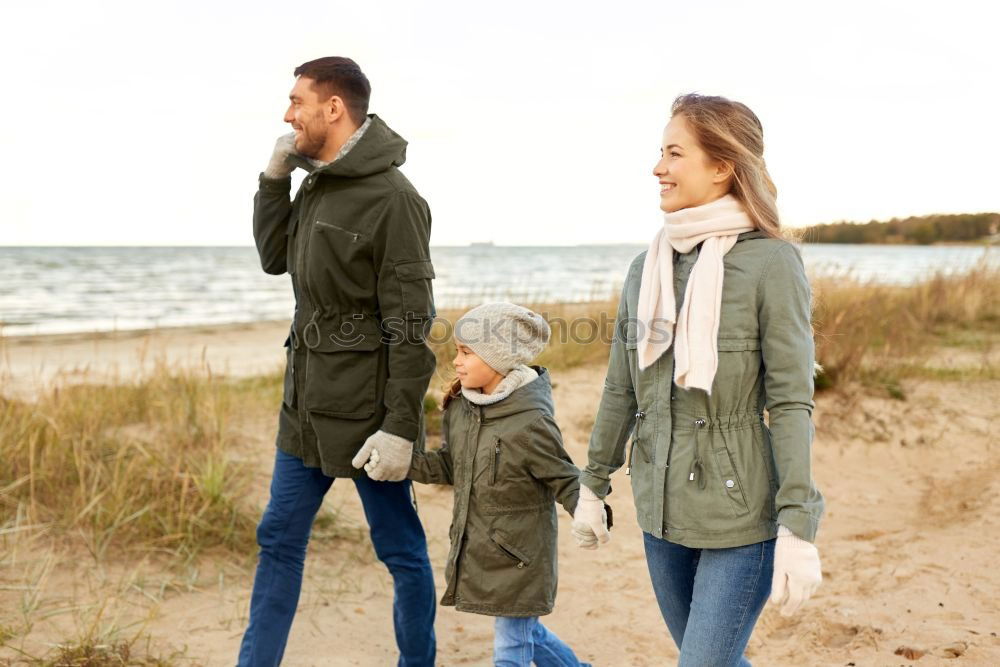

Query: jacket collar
[460,366,554,420]
[461,365,539,406]
[288,114,407,179]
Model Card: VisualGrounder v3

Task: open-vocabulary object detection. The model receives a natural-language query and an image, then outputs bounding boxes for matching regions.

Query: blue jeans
[642,532,774,667]
[237,449,436,667]
[493,616,591,667]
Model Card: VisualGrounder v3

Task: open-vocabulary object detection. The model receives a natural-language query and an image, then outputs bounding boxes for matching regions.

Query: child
[372,302,593,666]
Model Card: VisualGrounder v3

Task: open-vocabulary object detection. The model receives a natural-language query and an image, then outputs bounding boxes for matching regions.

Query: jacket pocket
[393,259,436,318]
[712,439,751,517]
[489,529,532,568]
[303,313,383,419]
[669,424,766,533]
[752,420,780,517]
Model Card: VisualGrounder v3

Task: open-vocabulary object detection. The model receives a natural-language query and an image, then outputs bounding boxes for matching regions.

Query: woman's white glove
[571,485,610,550]
[351,430,413,481]
[770,525,822,616]
[263,132,299,179]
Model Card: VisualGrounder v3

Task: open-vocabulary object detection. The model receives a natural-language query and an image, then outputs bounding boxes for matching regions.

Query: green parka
[409,367,581,617]
[252,115,437,478]
[582,231,825,547]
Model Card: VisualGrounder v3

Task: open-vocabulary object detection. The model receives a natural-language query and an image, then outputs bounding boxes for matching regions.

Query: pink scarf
[636,194,755,393]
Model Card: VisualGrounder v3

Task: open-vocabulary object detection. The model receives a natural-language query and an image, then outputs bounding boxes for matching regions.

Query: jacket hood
[462,366,555,420]
[312,114,407,179]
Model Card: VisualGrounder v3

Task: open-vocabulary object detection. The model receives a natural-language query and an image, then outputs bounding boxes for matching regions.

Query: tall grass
[811,263,999,390]
[0,362,269,565]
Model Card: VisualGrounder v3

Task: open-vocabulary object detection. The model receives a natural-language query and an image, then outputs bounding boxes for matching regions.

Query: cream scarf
[636,194,755,393]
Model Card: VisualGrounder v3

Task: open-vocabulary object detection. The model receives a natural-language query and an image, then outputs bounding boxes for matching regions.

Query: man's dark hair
[293,57,371,125]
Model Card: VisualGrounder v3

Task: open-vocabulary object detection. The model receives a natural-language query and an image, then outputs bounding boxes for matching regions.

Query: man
[239,56,437,666]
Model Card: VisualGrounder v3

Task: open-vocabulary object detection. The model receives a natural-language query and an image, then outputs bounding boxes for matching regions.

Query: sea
[1,244,996,337]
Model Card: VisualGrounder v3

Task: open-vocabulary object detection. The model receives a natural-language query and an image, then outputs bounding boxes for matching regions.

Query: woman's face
[652,114,731,213]
[453,343,503,392]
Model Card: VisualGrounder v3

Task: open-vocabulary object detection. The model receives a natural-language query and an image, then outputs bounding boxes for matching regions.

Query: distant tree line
[801,213,999,244]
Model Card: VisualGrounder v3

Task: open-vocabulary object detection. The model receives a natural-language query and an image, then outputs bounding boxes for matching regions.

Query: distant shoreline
[802,239,997,247]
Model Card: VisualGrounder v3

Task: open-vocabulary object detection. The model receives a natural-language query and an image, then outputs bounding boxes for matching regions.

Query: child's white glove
[571,485,610,549]
[351,430,413,481]
[770,525,822,616]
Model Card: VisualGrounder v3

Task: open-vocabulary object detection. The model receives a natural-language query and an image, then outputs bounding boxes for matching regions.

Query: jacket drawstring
[302,309,321,349]
[688,418,708,490]
[290,307,301,350]
[300,309,321,425]
[626,410,645,475]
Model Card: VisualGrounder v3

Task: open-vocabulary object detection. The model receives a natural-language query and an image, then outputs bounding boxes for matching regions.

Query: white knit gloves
[572,485,611,549]
[770,524,822,616]
[263,132,299,180]
[351,430,414,481]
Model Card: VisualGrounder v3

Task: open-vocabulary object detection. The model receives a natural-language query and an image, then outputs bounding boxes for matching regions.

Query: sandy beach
[1,322,998,666]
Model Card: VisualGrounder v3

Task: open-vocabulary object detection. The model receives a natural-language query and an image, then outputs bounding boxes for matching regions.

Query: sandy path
[2,325,998,665]
[140,369,1000,666]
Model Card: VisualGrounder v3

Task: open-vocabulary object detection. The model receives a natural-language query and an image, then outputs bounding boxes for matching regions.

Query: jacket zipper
[293,204,319,428]
[316,219,361,241]
[490,438,500,485]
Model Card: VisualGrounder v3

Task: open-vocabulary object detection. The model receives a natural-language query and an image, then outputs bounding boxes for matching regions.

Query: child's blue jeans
[493,616,591,667]
[642,532,775,667]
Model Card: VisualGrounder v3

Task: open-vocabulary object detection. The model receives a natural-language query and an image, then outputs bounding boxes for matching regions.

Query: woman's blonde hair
[670,94,784,239]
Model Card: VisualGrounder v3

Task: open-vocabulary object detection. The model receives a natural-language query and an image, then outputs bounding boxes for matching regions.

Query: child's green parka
[409,367,580,617]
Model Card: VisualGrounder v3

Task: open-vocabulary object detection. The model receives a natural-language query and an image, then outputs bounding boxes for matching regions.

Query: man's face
[283,76,330,159]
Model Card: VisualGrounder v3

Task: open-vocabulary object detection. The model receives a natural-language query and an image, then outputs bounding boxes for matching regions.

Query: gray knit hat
[454,302,551,374]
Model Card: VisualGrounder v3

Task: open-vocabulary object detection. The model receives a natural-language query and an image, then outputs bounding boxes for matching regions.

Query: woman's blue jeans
[237,449,436,666]
[493,616,591,667]
[642,532,774,667]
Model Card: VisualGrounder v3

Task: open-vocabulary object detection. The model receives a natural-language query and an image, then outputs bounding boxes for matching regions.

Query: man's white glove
[770,524,822,616]
[263,132,299,179]
[571,485,611,550]
[351,430,413,481]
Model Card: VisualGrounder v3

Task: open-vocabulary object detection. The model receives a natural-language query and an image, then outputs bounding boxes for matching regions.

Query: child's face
[453,344,503,391]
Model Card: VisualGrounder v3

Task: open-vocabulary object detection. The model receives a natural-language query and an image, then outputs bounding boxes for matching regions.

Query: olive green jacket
[582,231,824,547]
[253,115,437,478]
[410,367,581,617]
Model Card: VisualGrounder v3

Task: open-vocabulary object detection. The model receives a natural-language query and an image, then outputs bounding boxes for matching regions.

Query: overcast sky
[2,0,997,246]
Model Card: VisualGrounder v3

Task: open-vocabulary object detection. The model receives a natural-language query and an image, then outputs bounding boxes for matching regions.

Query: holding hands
[572,485,611,550]
[351,430,414,481]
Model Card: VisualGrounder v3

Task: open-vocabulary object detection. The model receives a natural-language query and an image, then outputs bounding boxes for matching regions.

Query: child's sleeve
[408,408,455,486]
[524,414,580,516]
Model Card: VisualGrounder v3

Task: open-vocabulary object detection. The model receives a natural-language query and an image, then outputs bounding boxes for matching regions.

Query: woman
[571,94,824,666]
